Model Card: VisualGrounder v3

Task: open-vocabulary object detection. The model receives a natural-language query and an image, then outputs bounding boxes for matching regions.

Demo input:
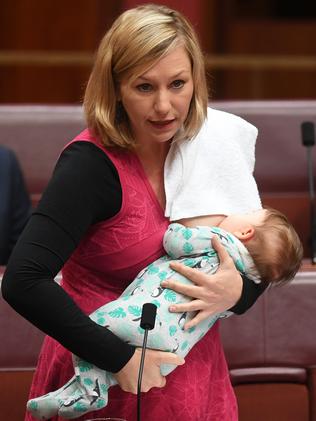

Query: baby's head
[219,207,303,284]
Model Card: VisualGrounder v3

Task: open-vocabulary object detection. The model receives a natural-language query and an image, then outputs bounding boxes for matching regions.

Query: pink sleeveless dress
[26,130,237,421]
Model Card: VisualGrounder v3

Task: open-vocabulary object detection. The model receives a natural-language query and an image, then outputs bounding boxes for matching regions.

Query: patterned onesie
[27,223,260,420]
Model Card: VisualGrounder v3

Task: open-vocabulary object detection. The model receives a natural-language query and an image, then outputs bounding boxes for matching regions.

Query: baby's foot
[58,378,108,419]
[27,376,78,420]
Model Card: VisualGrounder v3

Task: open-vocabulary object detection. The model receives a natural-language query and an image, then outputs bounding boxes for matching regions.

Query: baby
[27,207,303,420]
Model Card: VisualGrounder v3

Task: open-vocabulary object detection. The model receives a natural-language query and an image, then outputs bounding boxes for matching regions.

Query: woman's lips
[149,119,175,130]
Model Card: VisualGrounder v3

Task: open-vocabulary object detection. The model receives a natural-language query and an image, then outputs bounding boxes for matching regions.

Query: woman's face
[119,45,194,147]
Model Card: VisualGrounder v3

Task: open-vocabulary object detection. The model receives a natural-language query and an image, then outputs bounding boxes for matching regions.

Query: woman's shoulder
[56,140,119,182]
[36,140,121,228]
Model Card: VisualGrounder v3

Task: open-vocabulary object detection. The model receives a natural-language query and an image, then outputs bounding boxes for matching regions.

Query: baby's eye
[171,80,185,89]
[136,83,152,92]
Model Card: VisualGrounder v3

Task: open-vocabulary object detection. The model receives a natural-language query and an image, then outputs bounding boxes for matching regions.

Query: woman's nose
[154,90,171,115]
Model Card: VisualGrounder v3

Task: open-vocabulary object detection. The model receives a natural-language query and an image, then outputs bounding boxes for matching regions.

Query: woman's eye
[136,83,152,92]
[171,80,185,89]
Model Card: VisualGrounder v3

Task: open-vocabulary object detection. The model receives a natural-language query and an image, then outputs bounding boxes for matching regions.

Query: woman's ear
[233,226,255,242]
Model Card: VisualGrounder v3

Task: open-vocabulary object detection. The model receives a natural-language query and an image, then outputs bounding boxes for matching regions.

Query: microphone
[302,122,315,147]
[301,122,316,263]
[137,303,157,421]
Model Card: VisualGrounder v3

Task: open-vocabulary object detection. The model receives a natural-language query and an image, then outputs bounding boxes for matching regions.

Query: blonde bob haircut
[84,3,208,149]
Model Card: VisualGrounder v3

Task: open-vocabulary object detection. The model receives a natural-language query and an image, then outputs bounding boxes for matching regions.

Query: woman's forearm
[1,213,135,373]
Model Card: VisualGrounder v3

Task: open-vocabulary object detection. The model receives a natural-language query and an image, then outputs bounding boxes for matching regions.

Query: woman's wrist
[101,341,136,373]
[229,274,268,315]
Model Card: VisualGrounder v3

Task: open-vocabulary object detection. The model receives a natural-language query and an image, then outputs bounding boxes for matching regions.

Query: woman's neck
[135,142,171,210]
[135,141,170,167]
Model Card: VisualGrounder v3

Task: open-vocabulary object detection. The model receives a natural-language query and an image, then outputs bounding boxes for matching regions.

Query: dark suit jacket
[0,146,31,265]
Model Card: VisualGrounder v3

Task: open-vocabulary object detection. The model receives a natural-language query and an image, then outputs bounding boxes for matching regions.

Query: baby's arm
[163,222,219,263]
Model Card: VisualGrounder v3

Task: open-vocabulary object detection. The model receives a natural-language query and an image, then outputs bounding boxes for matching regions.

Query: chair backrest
[0,105,85,206]
[0,289,44,370]
[1,101,315,253]
[2,101,315,195]
[220,270,316,378]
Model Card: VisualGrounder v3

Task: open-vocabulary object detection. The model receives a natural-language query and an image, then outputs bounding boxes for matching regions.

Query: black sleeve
[1,141,266,369]
[229,275,268,314]
[1,141,135,373]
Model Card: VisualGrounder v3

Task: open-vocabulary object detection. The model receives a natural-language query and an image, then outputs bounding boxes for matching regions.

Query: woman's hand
[161,235,243,330]
[114,348,185,394]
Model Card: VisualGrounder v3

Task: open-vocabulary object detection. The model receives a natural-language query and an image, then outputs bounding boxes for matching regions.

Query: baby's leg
[58,355,117,419]
[26,305,119,419]
[26,376,79,420]
[58,306,123,418]
[59,294,150,419]
[57,288,174,419]
[28,354,116,420]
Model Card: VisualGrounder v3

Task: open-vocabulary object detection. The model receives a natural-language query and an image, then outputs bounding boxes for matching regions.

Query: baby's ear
[233,226,255,242]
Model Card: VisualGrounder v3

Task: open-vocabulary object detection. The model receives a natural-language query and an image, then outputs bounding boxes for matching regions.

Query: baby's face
[218,209,267,233]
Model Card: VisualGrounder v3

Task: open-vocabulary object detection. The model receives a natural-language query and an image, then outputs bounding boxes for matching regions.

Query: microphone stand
[137,303,157,421]
[301,122,316,263]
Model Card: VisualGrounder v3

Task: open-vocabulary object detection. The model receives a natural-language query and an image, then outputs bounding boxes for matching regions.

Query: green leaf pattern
[151,299,161,307]
[83,378,93,386]
[183,242,194,254]
[158,270,168,280]
[27,224,256,419]
[182,228,193,240]
[97,316,106,325]
[181,340,189,351]
[128,305,142,317]
[74,401,88,412]
[78,360,94,373]
[108,307,126,318]
[147,263,159,275]
[169,325,177,336]
[97,398,106,408]
[164,289,177,302]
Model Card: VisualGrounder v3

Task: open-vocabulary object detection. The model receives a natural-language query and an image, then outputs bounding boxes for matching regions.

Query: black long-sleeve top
[1,141,267,373]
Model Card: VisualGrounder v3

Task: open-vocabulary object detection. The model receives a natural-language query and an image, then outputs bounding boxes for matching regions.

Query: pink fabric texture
[26,130,237,421]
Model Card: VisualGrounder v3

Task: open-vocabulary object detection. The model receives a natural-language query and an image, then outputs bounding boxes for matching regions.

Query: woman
[2,4,267,420]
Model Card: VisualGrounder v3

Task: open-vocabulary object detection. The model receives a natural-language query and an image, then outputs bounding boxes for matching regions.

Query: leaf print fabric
[27,224,258,420]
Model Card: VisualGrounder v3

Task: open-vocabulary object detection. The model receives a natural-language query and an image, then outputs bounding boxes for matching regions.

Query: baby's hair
[246,207,303,284]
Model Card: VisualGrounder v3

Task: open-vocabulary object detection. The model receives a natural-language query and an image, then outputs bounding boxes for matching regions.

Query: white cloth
[165,107,262,221]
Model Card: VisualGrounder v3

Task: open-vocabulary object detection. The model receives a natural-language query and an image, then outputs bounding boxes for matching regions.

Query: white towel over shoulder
[164,107,262,221]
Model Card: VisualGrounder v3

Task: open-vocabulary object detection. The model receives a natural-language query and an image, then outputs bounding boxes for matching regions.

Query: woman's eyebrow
[137,70,191,82]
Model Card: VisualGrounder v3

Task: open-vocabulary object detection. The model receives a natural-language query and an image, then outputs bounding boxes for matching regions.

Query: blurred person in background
[0,145,31,265]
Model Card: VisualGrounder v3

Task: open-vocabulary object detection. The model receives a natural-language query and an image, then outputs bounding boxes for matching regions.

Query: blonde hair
[84,3,208,149]
[246,207,303,284]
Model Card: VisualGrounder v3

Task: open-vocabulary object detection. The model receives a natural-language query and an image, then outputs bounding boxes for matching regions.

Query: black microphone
[301,122,316,263]
[137,303,157,421]
[302,122,315,147]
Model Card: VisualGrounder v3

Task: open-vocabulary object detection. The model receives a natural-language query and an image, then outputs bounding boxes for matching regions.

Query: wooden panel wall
[210,1,316,99]
[1,0,316,103]
[0,0,121,103]
[214,20,316,99]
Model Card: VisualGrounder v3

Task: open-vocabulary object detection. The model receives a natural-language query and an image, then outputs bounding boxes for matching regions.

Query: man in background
[0,145,31,265]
